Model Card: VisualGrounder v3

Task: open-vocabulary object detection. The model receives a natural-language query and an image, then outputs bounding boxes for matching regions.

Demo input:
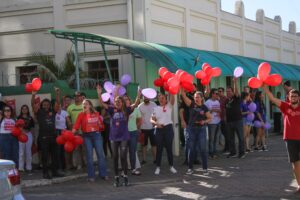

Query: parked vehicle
[0,159,25,200]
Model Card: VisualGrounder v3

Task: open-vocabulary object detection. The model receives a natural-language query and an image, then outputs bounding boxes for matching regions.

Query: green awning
[49,29,300,81]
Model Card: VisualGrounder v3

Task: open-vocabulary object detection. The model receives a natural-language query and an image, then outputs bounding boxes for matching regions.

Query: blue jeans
[208,123,220,156]
[188,126,208,170]
[129,130,138,169]
[0,134,19,168]
[83,132,107,178]
[227,120,245,155]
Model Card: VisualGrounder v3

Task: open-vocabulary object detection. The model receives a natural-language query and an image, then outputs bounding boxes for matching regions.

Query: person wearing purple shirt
[97,84,140,187]
[254,91,267,151]
[241,92,252,153]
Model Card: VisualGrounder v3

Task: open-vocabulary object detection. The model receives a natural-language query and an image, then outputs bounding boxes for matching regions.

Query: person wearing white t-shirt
[150,93,177,175]
[205,89,221,159]
[138,98,157,164]
[55,88,71,172]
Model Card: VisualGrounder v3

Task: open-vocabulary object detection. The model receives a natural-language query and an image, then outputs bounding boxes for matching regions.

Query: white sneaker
[203,169,209,176]
[186,169,193,175]
[154,167,160,175]
[170,166,177,174]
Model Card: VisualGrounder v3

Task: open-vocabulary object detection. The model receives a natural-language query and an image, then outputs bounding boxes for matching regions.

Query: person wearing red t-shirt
[72,99,107,182]
[262,84,300,194]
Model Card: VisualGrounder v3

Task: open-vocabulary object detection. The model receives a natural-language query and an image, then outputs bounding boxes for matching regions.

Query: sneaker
[123,176,129,186]
[87,178,95,182]
[154,167,160,175]
[227,153,237,158]
[113,176,120,187]
[131,169,141,176]
[186,169,194,175]
[170,166,177,174]
[203,169,209,176]
[76,165,82,170]
[262,146,269,152]
[239,153,246,159]
[101,176,109,181]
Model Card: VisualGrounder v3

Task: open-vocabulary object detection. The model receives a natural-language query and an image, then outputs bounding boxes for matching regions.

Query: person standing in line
[124,95,142,175]
[205,88,221,159]
[151,93,177,175]
[262,84,300,194]
[241,92,252,153]
[283,81,293,102]
[17,105,35,172]
[97,84,140,187]
[31,91,63,179]
[0,106,18,167]
[273,91,283,134]
[67,91,86,170]
[138,97,157,164]
[218,87,229,154]
[181,89,211,175]
[254,91,268,151]
[225,78,245,159]
[72,99,108,182]
[55,88,71,173]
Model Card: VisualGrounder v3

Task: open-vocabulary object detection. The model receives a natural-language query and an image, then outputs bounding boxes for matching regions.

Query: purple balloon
[142,88,157,99]
[253,120,262,128]
[120,74,131,86]
[264,122,271,130]
[233,66,244,78]
[110,94,114,104]
[104,81,114,93]
[118,86,126,96]
[101,92,110,102]
[248,102,257,113]
[246,113,255,122]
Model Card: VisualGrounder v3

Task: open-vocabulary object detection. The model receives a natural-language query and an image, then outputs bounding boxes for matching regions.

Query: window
[87,60,119,82]
[17,66,37,84]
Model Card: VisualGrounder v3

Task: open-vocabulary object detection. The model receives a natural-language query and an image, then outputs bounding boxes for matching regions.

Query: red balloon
[32,78,42,91]
[175,69,183,77]
[201,75,212,85]
[25,83,33,93]
[153,78,164,87]
[202,63,211,71]
[162,71,174,82]
[163,82,169,91]
[169,86,180,95]
[64,141,75,153]
[248,77,263,88]
[178,71,188,81]
[73,136,84,145]
[18,134,28,143]
[180,73,194,83]
[257,62,271,81]
[264,74,282,86]
[181,82,195,92]
[15,119,25,128]
[211,67,222,77]
[195,70,206,79]
[159,67,168,77]
[56,135,66,145]
[11,127,22,137]
[167,77,180,88]
[62,130,75,141]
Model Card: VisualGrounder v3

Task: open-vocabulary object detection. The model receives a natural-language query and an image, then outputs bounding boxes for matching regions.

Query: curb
[22,173,86,188]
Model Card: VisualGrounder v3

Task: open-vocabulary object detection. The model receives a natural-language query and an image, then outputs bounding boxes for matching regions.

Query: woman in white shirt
[150,93,177,175]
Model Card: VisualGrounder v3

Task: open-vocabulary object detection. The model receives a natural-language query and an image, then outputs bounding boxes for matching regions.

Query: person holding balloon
[17,105,35,172]
[72,99,108,182]
[262,84,300,194]
[0,105,18,167]
[31,91,63,179]
[151,92,178,175]
[253,91,268,151]
[97,84,140,187]
[181,89,212,175]
[240,92,253,153]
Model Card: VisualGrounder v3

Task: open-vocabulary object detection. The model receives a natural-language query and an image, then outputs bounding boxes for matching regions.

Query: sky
[221,0,300,32]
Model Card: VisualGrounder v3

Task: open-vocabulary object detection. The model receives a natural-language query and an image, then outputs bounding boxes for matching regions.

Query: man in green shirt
[67,91,85,170]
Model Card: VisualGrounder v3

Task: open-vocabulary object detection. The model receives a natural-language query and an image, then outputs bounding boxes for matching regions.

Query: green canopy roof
[49,29,300,80]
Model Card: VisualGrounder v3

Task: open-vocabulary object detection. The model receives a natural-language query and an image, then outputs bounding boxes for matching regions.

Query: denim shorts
[243,118,253,126]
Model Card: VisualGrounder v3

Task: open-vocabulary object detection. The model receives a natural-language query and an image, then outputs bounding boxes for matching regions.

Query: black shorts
[141,129,156,146]
[286,140,300,163]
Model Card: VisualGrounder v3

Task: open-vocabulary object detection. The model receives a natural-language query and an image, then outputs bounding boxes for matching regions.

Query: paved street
[23,135,300,200]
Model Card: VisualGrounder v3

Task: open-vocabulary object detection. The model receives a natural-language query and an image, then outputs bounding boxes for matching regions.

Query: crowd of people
[0,78,299,191]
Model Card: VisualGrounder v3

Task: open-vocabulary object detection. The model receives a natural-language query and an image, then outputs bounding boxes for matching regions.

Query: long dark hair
[18,104,31,118]
[1,105,15,119]
[254,91,265,111]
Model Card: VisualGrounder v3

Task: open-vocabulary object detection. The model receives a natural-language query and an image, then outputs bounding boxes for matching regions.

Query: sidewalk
[22,133,296,194]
